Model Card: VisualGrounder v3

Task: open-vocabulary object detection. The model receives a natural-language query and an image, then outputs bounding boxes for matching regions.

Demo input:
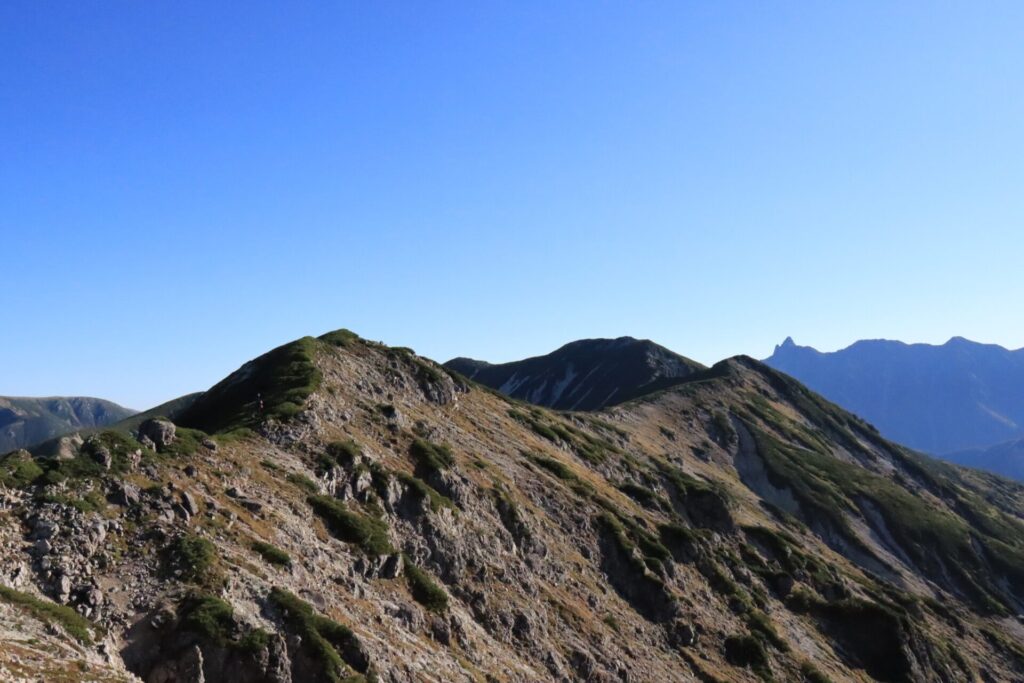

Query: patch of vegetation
[723,634,769,674]
[698,559,750,612]
[490,484,532,545]
[749,425,1017,612]
[34,489,107,514]
[657,522,703,562]
[745,610,788,651]
[508,409,619,464]
[159,426,208,458]
[597,511,670,576]
[617,482,670,512]
[366,461,453,513]
[167,534,219,585]
[269,588,368,682]
[409,438,454,474]
[287,472,319,494]
[319,328,360,348]
[527,453,577,481]
[177,336,323,433]
[252,540,292,568]
[0,585,95,643]
[800,662,833,683]
[403,556,449,611]
[0,451,43,488]
[38,430,147,485]
[394,471,454,512]
[711,410,737,445]
[308,495,394,555]
[237,627,273,653]
[679,649,727,683]
[327,439,362,465]
[180,593,236,645]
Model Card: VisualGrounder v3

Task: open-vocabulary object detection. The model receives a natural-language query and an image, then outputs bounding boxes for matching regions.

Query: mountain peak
[443,336,704,410]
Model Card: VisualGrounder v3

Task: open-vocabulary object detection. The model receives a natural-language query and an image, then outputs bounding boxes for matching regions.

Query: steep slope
[445,336,705,411]
[763,336,1024,456]
[0,329,1022,682]
[0,396,136,453]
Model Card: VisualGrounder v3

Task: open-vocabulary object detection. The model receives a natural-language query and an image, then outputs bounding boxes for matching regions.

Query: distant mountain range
[0,396,136,452]
[445,337,705,411]
[763,336,1024,476]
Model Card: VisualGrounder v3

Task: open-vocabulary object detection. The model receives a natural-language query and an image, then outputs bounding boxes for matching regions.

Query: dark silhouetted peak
[443,337,704,410]
[443,357,492,379]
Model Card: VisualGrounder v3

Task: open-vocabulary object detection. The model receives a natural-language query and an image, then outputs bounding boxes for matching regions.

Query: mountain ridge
[0,329,1022,681]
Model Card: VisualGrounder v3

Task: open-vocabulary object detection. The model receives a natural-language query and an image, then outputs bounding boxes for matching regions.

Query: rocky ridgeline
[0,330,1022,682]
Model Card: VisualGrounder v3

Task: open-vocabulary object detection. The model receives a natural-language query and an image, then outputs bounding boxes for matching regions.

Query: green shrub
[160,426,208,458]
[745,609,788,651]
[287,472,319,494]
[394,472,454,512]
[237,628,272,653]
[723,634,768,669]
[800,662,833,683]
[618,482,669,511]
[327,439,362,465]
[269,588,366,682]
[168,534,218,584]
[253,540,292,568]
[527,454,576,481]
[34,490,106,514]
[403,557,449,612]
[409,439,454,473]
[0,451,43,488]
[308,495,394,555]
[181,594,235,644]
[319,329,360,348]
[0,585,95,643]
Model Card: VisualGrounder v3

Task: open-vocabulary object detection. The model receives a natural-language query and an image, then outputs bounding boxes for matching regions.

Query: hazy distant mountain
[763,336,1024,456]
[445,337,705,410]
[947,438,1024,481]
[0,396,135,453]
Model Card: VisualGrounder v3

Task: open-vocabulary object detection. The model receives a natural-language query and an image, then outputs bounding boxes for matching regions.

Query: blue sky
[3,2,1024,409]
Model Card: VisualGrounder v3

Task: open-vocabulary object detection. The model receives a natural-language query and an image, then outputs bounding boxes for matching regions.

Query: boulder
[112,482,141,507]
[138,419,176,449]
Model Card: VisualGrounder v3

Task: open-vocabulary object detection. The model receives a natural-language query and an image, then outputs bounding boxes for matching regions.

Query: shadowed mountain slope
[0,329,1022,682]
[445,336,705,411]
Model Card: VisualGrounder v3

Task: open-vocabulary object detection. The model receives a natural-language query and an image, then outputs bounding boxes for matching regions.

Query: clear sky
[4,2,1024,409]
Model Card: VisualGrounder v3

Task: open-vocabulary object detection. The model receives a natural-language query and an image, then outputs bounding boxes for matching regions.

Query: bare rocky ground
[0,331,1022,682]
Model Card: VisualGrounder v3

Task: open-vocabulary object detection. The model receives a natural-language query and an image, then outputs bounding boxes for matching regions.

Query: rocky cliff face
[0,396,136,453]
[0,329,1023,682]
[445,337,704,411]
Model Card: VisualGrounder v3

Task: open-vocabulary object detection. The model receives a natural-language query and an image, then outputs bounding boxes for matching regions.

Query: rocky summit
[0,328,1023,682]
